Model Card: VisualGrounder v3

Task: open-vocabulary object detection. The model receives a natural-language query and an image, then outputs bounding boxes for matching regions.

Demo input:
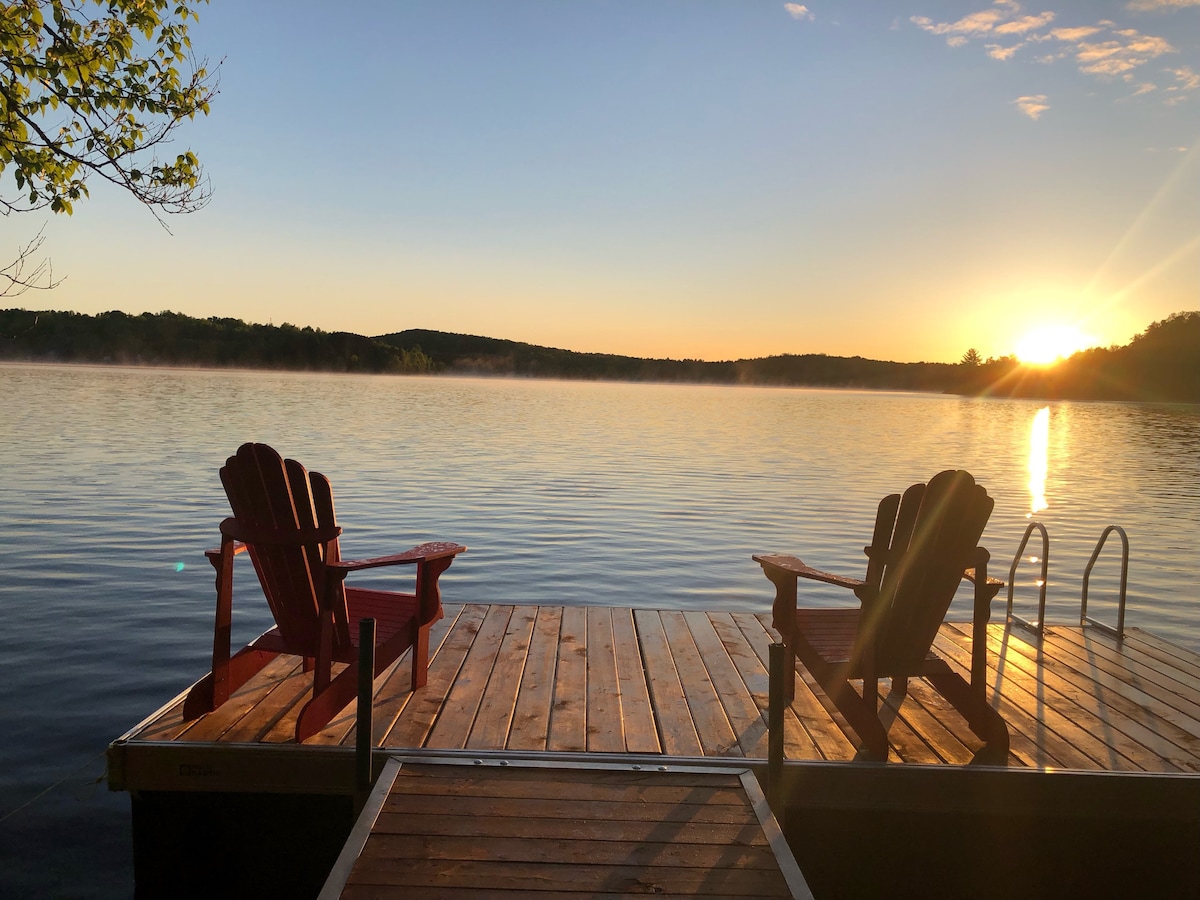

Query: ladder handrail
[1007,521,1049,638]
[1080,525,1129,640]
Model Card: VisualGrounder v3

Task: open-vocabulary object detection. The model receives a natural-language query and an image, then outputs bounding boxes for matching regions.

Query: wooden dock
[111,603,1200,781]
[108,603,1200,899]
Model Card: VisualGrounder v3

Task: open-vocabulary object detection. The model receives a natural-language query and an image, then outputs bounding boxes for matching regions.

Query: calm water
[2,364,1198,897]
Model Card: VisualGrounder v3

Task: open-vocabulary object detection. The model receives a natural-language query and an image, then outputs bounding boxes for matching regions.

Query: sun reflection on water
[1028,406,1050,517]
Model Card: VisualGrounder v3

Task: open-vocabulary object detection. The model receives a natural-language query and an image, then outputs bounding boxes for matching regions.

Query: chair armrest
[963,567,1005,601]
[329,541,466,574]
[963,567,1004,586]
[753,554,863,591]
[206,541,249,564]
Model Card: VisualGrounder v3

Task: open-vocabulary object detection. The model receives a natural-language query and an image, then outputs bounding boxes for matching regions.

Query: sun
[1015,325,1096,366]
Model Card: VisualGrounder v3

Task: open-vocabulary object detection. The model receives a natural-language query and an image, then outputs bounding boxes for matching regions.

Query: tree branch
[1,228,63,297]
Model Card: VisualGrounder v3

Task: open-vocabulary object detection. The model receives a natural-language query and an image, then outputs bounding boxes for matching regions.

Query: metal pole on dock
[355,618,376,802]
[768,642,786,828]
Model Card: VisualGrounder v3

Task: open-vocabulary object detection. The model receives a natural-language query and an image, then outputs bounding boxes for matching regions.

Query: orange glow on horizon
[1015,325,1097,366]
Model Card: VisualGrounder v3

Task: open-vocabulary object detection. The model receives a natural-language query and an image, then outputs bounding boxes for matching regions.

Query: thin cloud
[914,9,1176,79]
[784,3,815,21]
[911,6,1012,40]
[987,43,1024,60]
[1014,94,1050,118]
[1127,0,1200,9]
[1160,66,1200,104]
[1075,31,1174,76]
[911,4,1056,58]
[1166,65,1200,90]
[1049,25,1104,41]
[995,12,1056,34]
[911,3,1189,108]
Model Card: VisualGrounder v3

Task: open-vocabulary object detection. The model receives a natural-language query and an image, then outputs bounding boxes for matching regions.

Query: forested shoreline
[3,308,1198,402]
[0,309,435,374]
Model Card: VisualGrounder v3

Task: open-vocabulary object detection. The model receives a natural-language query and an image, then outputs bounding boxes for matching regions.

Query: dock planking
[318,759,811,900]
[115,603,1200,781]
[109,603,1200,900]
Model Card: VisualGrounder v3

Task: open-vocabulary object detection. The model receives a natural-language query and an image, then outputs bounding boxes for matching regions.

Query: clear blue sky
[6,0,1199,362]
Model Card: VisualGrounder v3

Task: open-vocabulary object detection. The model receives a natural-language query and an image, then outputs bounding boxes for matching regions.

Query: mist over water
[2,363,1197,897]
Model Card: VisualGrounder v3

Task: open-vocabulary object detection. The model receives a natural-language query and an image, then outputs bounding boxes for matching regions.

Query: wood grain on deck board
[334,764,795,899]
[967,624,1196,771]
[634,608,705,757]
[585,606,625,753]
[506,605,563,751]
[549,605,588,752]
[611,607,661,754]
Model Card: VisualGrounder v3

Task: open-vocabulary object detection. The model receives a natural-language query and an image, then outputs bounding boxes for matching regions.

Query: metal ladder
[1006,521,1049,638]
[1006,523,1129,641]
[1080,525,1130,640]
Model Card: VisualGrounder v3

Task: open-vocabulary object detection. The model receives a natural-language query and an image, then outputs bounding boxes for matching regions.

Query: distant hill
[4,308,1197,402]
[375,328,957,391]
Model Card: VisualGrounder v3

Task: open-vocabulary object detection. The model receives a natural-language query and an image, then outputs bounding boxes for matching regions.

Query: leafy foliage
[0,0,215,218]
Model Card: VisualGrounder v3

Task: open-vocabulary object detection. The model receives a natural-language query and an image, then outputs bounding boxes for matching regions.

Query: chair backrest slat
[857,470,993,673]
[862,492,901,595]
[306,466,351,645]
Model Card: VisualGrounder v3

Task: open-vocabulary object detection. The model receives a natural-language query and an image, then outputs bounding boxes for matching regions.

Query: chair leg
[295,664,360,743]
[298,619,438,742]
[823,678,888,762]
[410,621,432,691]
[927,671,1009,764]
[862,675,878,709]
[183,648,277,720]
[797,645,889,761]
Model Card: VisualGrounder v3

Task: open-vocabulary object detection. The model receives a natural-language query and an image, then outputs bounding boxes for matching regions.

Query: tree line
[955,312,1200,403]
[4,308,1197,402]
[382,312,1200,401]
[0,309,434,373]
[378,328,958,391]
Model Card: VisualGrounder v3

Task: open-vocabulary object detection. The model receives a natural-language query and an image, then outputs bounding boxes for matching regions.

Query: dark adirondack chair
[182,443,466,742]
[754,469,1008,763]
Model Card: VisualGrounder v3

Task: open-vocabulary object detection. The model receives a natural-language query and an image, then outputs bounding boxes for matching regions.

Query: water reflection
[1028,406,1050,517]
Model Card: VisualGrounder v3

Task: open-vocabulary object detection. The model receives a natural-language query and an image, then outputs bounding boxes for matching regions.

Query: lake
[1,363,1197,898]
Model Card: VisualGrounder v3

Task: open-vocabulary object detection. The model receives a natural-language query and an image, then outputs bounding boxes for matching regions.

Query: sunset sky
[4,0,1198,363]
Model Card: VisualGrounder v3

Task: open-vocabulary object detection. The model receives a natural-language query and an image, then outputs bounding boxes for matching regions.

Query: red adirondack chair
[182,443,466,742]
[754,469,1008,763]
